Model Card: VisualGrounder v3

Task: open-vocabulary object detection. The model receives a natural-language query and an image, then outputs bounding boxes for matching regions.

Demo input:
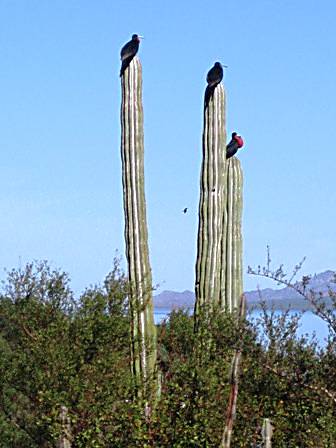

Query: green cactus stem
[220,156,243,311]
[195,81,244,321]
[195,84,226,316]
[120,56,157,402]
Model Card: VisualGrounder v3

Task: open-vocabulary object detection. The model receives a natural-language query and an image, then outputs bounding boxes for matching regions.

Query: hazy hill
[154,289,194,309]
[154,270,336,311]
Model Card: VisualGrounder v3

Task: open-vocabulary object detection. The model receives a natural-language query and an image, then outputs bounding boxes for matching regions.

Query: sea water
[154,309,330,346]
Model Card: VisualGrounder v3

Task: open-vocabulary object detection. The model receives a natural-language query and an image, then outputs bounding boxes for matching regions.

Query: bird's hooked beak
[138,35,144,39]
[223,65,228,68]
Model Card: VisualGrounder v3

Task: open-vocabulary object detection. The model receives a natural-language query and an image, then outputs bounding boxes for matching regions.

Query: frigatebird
[226,132,244,159]
[207,62,224,87]
[204,62,227,108]
[120,34,143,76]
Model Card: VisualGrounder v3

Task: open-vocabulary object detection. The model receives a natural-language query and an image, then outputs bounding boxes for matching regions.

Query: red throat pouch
[235,135,244,148]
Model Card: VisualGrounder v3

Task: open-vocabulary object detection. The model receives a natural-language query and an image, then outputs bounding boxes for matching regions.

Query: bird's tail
[120,56,133,77]
[204,85,215,110]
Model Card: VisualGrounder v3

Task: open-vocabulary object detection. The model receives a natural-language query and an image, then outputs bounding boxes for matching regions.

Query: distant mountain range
[154,270,336,311]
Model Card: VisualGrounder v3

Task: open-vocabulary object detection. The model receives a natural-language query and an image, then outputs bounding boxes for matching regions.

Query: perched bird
[120,34,142,76]
[204,62,227,108]
[206,62,224,87]
[183,208,188,214]
[226,132,244,159]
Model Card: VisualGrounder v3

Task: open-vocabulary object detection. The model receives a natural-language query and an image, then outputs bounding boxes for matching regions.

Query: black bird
[206,62,224,87]
[226,132,244,159]
[183,208,188,214]
[204,62,227,108]
[120,34,143,76]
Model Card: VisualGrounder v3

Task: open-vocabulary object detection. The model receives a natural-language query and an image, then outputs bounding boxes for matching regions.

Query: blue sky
[1,0,336,294]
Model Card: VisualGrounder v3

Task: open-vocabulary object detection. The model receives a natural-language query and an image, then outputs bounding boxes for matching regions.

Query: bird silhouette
[207,62,224,87]
[183,208,188,214]
[120,34,142,76]
[204,62,227,108]
[226,132,244,159]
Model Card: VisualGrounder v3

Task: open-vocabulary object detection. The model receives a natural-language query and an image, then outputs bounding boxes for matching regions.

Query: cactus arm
[221,157,243,311]
[234,160,243,311]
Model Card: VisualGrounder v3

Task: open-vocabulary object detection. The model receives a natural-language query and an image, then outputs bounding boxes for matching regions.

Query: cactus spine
[120,56,157,402]
[195,84,226,314]
[195,82,243,318]
[220,157,243,311]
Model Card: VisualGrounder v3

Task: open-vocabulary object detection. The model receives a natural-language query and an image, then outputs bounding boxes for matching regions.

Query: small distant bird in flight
[183,208,188,214]
[226,132,244,159]
[120,34,143,76]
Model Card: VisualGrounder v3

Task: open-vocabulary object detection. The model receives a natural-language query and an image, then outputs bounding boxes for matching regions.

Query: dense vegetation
[0,260,335,447]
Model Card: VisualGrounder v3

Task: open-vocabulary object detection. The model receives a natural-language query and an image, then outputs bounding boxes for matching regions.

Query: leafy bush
[0,260,335,447]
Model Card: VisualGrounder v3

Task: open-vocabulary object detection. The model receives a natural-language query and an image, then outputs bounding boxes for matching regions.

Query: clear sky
[1,0,336,294]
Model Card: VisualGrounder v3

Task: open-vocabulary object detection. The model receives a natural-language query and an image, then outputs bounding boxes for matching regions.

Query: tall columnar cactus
[120,56,157,402]
[195,84,226,314]
[220,156,243,311]
[195,82,243,319]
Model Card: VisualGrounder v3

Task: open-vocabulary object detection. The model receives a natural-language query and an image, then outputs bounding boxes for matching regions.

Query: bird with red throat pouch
[226,132,244,159]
